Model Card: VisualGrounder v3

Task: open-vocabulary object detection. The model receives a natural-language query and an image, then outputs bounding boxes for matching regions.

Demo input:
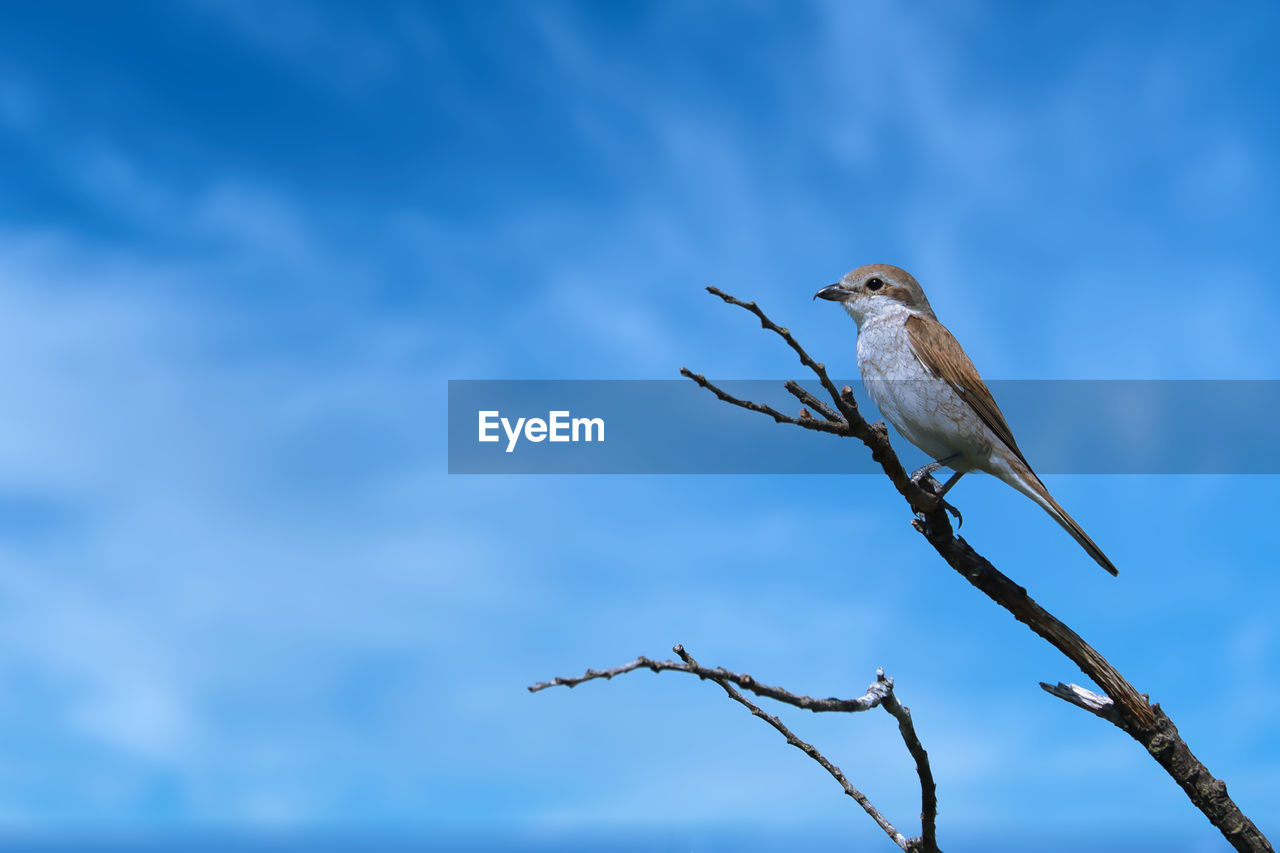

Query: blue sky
[0,1,1278,850]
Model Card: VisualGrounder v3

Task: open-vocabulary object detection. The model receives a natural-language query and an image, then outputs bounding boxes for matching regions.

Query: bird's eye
[866,277,884,291]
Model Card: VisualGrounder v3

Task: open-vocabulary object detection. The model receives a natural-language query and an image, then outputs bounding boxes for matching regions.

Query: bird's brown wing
[904,313,1033,472]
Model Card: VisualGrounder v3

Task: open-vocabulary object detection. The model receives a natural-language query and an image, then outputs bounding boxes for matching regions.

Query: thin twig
[705,286,849,416]
[785,379,842,423]
[533,654,890,714]
[679,368,852,437]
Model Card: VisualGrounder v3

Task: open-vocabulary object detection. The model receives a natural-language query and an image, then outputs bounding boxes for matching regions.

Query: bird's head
[814,264,935,327]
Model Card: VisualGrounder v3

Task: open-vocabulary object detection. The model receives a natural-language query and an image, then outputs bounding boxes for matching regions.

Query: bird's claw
[909,463,942,486]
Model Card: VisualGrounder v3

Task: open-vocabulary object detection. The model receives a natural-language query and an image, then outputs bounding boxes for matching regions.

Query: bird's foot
[910,455,964,528]
[910,469,963,528]
[915,496,963,528]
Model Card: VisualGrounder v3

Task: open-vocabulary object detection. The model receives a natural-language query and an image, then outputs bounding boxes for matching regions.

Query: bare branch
[684,287,1273,853]
[879,674,938,851]
[697,287,943,514]
[908,518,1152,727]
[785,379,842,423]
[679,368,853,437]
[531,653,885,713]
[531,647,944,853]
[671,645,912,851]
[704,286,849,415]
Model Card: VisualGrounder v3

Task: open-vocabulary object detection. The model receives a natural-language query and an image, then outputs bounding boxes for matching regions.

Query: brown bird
[816,264,1117,575]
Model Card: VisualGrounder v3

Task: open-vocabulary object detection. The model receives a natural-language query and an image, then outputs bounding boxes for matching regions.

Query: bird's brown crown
[842,264,935,317]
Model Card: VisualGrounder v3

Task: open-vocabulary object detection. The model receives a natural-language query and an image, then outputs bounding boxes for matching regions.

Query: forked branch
[531,645,939,853]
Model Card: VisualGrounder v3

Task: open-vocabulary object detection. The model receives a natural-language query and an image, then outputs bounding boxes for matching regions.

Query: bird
[815,263,1117,576]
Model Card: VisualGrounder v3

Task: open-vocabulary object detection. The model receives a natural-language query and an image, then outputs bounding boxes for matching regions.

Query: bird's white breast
[854,307,993,469]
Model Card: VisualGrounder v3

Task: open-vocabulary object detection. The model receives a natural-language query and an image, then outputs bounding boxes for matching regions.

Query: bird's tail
[1000,460,1118,576]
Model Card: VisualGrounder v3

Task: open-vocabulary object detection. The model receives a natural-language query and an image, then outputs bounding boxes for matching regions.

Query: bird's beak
[814,283,848,302]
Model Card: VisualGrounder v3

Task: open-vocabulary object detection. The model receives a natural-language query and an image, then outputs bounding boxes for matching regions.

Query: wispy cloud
[0,0,1275,842]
